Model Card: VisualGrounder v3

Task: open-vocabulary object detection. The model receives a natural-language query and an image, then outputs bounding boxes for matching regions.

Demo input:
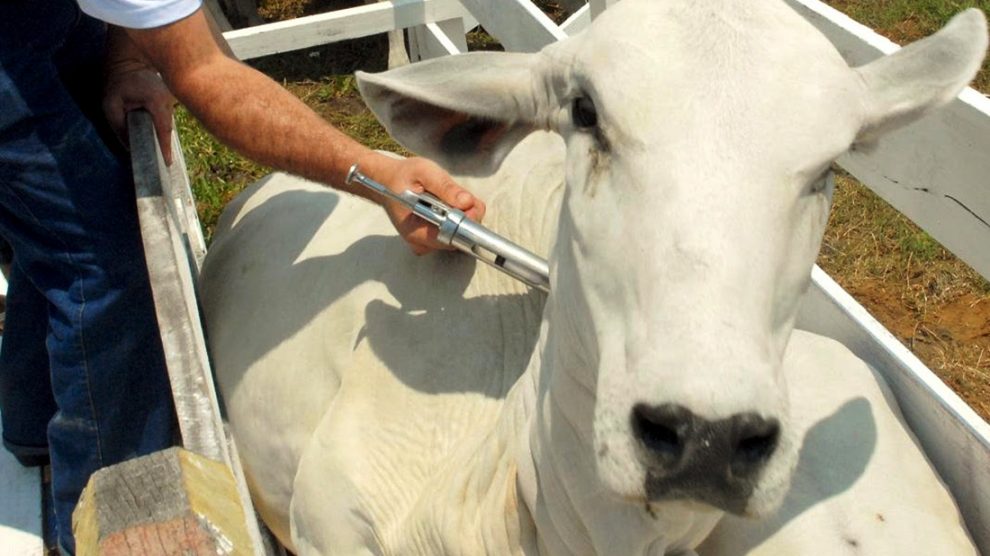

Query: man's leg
[0,2,177,552]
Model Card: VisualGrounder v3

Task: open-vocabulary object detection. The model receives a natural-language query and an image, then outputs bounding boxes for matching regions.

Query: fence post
[71,111,274,555]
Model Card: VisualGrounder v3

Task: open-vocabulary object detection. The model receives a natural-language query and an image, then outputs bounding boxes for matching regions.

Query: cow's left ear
[855,8,987,145]
[357,51,546,176]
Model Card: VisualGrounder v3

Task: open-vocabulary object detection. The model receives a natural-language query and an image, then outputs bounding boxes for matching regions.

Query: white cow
[200,1,987,554]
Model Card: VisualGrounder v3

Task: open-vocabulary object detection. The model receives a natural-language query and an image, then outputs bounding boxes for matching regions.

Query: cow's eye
[572,96,598,129]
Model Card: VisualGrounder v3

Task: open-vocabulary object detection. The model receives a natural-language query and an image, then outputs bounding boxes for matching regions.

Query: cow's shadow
[203,178,544,401]
[698,397,878,553]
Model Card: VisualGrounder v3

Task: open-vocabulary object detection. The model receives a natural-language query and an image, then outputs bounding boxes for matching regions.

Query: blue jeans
[0,1,178,552]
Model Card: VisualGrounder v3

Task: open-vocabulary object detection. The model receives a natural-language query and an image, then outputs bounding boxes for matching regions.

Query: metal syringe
[346,165,550,293]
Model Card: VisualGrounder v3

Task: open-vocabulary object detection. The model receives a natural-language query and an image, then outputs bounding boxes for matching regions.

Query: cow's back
[200,131,565,546]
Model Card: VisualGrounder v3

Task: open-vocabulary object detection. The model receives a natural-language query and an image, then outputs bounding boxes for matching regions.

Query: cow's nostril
[631,403,689,465]
[736,431,777,462]
[731,416,779,474]
[640,419,681,455]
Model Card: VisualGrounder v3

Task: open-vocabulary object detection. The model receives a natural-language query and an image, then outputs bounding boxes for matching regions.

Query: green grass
[824,0,990,90]
[176,108,267,241]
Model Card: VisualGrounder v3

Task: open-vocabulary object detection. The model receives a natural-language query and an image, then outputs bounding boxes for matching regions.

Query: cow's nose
[631,403,779,492]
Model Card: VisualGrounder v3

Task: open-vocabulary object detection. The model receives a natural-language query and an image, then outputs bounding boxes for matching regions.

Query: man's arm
[125,8,484,253]
[103,25,178,163]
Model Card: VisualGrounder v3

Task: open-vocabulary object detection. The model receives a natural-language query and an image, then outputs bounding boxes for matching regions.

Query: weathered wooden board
[129,111,271,555]
[131,112,227,464]
[456,0,566,52]
[798,266,990,552]
[409,18,467,61]
[561,3,591,36]
[588,0,619,20]
[224,0,472,60]
[73,448,251,556]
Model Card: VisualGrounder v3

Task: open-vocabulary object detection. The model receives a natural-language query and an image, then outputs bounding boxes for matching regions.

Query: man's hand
[103,64,178,164]
[103,26,178,164]
[361,155,486,255]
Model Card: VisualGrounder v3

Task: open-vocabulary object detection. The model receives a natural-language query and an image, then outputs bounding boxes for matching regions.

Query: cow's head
[357,0,986,520]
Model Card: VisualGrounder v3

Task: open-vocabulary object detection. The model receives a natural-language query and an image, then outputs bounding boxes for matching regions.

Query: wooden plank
[410,18,467,61]
[223,0,472,60]
[588,0,619,20]
[165,133,208,275]
[456,0,566,52]
[130,112,227,465]
[0,434,43,556]
[129,111,272,555]
[561,3,591,36]
[797,265,990,552]
[73,448,252,556]
[785,0,990,283]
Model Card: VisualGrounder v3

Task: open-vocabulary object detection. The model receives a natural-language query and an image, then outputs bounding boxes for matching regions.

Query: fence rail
[225,0,473,60]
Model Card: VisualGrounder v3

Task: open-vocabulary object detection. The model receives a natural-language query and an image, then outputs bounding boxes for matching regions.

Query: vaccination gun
[346,165,550,293]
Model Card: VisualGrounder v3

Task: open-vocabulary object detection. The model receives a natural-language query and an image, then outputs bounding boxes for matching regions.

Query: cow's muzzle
[631,402,780,514]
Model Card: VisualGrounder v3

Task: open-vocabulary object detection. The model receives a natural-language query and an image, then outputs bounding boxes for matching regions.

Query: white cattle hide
[200,1,987,554]
[698,331,976,555]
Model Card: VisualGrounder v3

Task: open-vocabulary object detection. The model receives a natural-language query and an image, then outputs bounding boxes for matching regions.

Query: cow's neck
[394,131,719,554]
[509,232,724,556]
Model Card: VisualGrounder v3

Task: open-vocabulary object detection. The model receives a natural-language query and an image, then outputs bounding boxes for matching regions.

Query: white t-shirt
[77,0,203,29]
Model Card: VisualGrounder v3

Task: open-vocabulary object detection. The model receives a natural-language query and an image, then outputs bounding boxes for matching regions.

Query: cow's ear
[356,52,544,176]
[854,8,987,146]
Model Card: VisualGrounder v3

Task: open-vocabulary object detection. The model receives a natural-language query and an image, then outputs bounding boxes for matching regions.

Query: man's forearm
[173,56,374,190]
[126,9,386,201]
[123,7,485,254]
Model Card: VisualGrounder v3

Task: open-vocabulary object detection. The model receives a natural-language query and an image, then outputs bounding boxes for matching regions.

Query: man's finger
[151,110,174,165]
[464,198,486,223]
[103,97,127,142]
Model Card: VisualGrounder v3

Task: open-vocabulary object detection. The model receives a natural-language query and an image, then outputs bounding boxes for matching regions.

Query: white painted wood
[786,0,990,283]
[797,265,990,552]
[561,3,591,36]
[0,418,42,556]
[166,130,208,274]
[455,0,566,52]
[223,0,472,61]
[459,11,479,33]
[589,0,618,20]
[410,18,466,62]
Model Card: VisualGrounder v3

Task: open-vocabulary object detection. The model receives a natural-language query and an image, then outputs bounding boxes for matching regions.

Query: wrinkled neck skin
[386,142,718,556]
[510,211,722,556]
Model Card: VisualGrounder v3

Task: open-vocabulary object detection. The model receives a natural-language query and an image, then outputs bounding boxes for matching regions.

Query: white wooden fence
[217,0,990,552]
